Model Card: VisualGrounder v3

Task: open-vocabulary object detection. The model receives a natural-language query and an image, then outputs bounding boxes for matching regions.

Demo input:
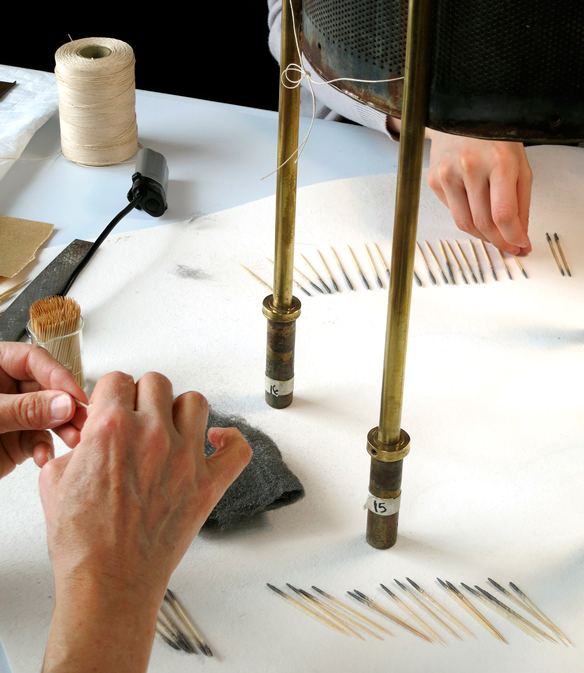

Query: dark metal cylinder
[265,318,296,409]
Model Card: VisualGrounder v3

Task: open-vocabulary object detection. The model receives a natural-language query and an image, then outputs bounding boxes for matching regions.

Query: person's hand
[39,371,252,673]
[0,342,87,479]
[427,130,533,254]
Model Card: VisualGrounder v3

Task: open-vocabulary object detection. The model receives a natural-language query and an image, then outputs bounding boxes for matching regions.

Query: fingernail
[50,394,73,421]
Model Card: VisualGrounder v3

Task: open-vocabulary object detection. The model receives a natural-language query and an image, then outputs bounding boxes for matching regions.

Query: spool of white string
[54,37,138,166]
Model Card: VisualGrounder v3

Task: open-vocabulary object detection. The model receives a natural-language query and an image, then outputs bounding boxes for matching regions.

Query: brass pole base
[365,428,410,549]
[263,294,301,409]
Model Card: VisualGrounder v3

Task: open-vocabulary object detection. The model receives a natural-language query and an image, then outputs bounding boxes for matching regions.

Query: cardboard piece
[0,215,54,278]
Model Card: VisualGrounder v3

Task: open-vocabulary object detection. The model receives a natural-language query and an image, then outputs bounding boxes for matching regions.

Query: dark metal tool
[0,239,92,342]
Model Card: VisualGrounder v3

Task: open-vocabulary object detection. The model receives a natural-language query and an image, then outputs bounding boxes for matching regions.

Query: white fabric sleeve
[267,0,398,139]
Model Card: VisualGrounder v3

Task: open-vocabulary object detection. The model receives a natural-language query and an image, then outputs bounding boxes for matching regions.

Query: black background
[3,8,280,112]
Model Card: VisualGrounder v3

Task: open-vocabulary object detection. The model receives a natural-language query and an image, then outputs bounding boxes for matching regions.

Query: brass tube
[366,0,433,549]
[265,0,302,409]
[272,0,302,310]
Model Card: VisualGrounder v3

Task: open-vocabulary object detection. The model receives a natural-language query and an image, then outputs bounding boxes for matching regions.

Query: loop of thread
[263,0,404,179]
[54,37,138,167]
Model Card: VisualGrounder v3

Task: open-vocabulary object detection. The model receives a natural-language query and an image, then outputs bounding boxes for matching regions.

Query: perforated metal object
[302,0,584,141]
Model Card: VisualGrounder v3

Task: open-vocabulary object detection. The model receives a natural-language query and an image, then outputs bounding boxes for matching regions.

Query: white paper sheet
[0,145,583,672]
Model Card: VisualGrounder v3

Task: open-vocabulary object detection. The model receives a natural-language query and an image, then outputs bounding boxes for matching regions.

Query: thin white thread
[262,0,404,180]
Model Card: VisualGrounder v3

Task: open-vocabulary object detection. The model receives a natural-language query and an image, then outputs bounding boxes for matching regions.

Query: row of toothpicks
[243,234,572,296]
[268,578,571,645]
[156,589,213,656]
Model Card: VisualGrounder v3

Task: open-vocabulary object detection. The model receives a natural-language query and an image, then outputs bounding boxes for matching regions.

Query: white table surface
[3,68,583,673]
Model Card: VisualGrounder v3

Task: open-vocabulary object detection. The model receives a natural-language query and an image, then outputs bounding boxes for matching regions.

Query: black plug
[127,148,169,217]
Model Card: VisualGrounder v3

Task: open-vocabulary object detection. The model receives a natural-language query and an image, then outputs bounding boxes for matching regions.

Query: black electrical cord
[60,193,145,297]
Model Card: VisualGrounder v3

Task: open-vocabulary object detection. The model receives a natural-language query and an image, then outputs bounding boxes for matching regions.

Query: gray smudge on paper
[172,264,210,280]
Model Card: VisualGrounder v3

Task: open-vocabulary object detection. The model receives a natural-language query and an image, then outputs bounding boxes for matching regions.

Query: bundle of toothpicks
[29,296,84,388]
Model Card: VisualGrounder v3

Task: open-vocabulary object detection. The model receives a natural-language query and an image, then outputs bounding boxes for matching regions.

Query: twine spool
[55,37,138,166]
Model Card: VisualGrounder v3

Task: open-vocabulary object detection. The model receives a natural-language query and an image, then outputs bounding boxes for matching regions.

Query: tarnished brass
[366,428,410,463]
[266,0,302,409]
[366,0,433,550]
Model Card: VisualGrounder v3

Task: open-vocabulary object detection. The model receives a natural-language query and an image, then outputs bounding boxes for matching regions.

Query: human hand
[0,342,87,480]
[427,131,533,254]
[40,371,252,672]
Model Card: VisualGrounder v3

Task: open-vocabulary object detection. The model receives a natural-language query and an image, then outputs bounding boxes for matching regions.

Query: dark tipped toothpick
[469,241,485,283]
[497,248,513,280]
[554,233,571,276]
[268,584,349,635]
[513,255,528,279]
[331,246,354,291]
[317,250,340,292]
[445,241,468,284]
[365,244,383,288]
[425,241,449,285]
[267,258,311,296]
[165,590,213,656]
[301,253,331,293]
[311,586,393,636]
[546,233,565,276]
[455,240,478,284]
[394,579,461,640]
[417,241,436,285]
[348,245,370,290]
[381,584,445,644]
[480,240,498,281]
[438,240,456,285]
[374,243,390,282]
[508,581,571,645]
[406,578,475,637]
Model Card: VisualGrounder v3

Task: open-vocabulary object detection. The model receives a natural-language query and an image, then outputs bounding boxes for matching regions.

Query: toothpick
[347,245,370,290]
[348,590,433,642]
[460,585,542,641]
[331,246,354,291]
[365,244,383,288]
[438,579,507,643]
[416,242,436,285]
[317,250,340,292]
[438,241,456,285]
[554,233,571,277]
[293,264,324,294]
[165,589,213,656]
[241,265,272,290]
[480,240,498,281]
[287,585,365,640]
[267,584,350,635]
[497,248,513,280]
[425,241,449,285]
[73,398,88,409]
[157,610,196,653]
[394,580,461,640]
[267,259,311,296]
[374,243,390,282]
[509,581,571,645]
[469,241,485,283]
[473,586,557,643]
[546,233,565,276]
[513,255,528,279]
[454,241,478,284]
[406,578,475,637]
[311,586,394,636]
[155,626,181,650]
[445,241,469,284]
[381,584,445,645]
[301,254,332,293]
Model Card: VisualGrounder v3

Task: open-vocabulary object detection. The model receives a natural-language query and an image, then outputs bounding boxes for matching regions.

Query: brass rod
[272,0,302,309]
[366,0,433,550]
[377,0,433,445]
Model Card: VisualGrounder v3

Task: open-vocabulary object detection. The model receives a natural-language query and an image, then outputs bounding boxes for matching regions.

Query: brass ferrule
[262,295,301,324]
[366,427,410,463]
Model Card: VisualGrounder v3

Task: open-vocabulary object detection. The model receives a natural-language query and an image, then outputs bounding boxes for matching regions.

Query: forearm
[43,579,164,673]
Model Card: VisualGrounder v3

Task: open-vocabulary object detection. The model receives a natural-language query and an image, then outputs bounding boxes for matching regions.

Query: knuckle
[453,218,473,234]
[459,150,481,174]
[491,206,516,227]
[185,390,209,414]
[15,394,46,428]
[437,162,457,187]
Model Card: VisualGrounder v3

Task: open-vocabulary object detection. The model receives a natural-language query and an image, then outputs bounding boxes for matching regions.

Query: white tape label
[364,493,401,516]
[265,376,294,397]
